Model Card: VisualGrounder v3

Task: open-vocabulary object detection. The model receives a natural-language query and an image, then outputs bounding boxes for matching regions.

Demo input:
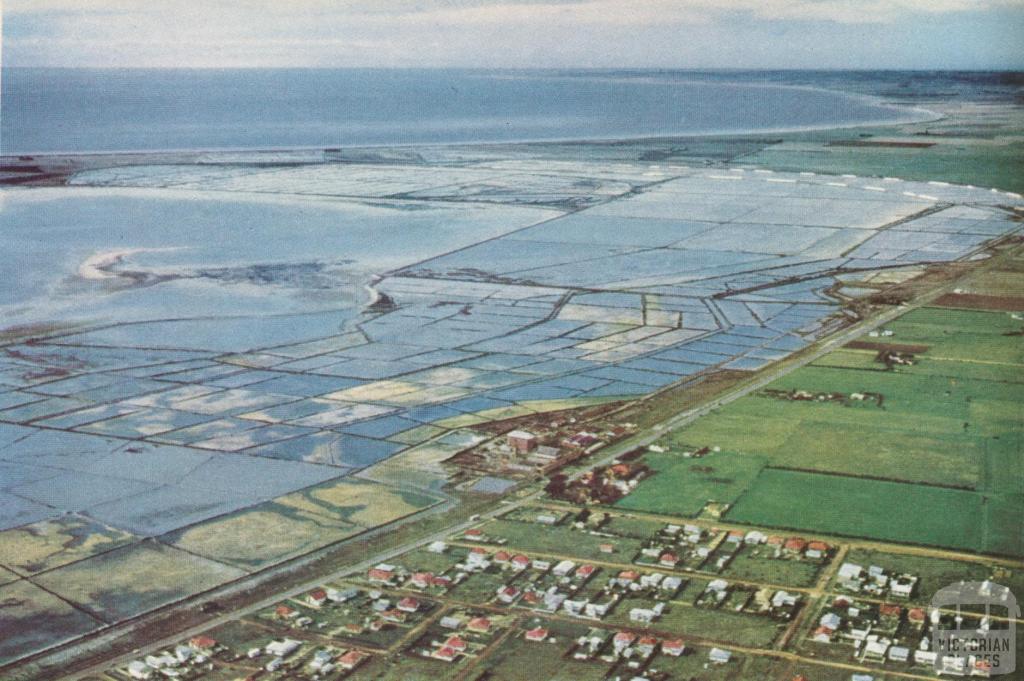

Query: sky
[3,0,1024,70]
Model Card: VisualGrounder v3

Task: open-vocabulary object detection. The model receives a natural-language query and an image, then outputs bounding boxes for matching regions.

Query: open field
[167,502,362,571]
[615,452,765,516]
[0,515,137,577]
[473,518,647,560]
[0,580,102,666]
[32,542,246,623]
[726,468,1023,556]
[607,597,784,648]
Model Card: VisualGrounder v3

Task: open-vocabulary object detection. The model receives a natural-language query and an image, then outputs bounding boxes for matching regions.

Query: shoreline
[0,109,942,160]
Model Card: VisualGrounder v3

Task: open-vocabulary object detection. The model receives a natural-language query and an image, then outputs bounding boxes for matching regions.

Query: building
[367,565,397,584]
[553,560,576,577]
[338,650,369,670]
[525,627,548,642]
[507,430,538,453]
[709,648,732,664]
[468,616,492,633]
[662,639,685,656]
[306,588,328,608]
[397,597,420,613]
[265,639,301,658]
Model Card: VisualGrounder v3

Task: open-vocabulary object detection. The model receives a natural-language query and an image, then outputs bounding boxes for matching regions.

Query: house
[907,607,927,626]
[173,645,192,663]
[585,601,612,619]
[659,552,679,568]
[613,632,636,653]
[576,564,596,580]
[745,530,767,544]
[397,597,420,613]
[275,605,297,619]
[265,639,301,658]
[636,636,658,656]
[838,562,863,584]
[888,646,910,663]
[367,565,396,584]
[553,560,576,577]
[189,636,217,652]
[630,607,658,624]
[433,646,459,662]
[512,554,531,570]
[562,599,586,616]
[338,650,368,670]
[661,576,683,593]
[879,603,902,619]
[709,648,732,664]
[444,636,468,652]
[310,650,334,671]
[662,639,685,656]
[306,588,328,608]
[863,639,890,661]
[536,514,559,525]
[327,586,359,603]
[813,626,834,642]
[851,675,874,681]
[507,430,538,453]
[616,569,640,587]
[497,585,521,604]
[468,616,492,633]
[533,559,552,572]
[599,543,615,554]
[772,590,798,608]
[523,590,542,605]
[639,573,663,589]
[914,650,938,666]
[494,550,511,564]
[127,661,152,679]
[820,612,842,630]
[707,579,729,593]
[783,537,807,553]
[432,575,453,589]
[890,575,917,598]
[428,540,448,553]
[525,627,548,642]
[382,609,407,624]
[466,548,490,569]
[409,572,434,589]
[439,615,464,630]
[806,541,829,559]
[545,591,566,611]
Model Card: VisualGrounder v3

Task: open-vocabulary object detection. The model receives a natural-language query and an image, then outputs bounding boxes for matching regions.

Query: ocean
[0,68,929,154]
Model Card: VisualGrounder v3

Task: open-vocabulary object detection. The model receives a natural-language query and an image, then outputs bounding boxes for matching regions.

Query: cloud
[3,0,1023,67]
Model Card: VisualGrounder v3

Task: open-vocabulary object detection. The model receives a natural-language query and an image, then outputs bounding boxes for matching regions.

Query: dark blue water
[1,69,925,154]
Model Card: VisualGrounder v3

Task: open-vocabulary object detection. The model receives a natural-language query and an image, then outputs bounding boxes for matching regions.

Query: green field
[743,120,1024,194]
[475,518,646,560]
[607,597,783,648]
[615,453,765,516]
[726,468,1023,556]
[625,307,1023,557]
